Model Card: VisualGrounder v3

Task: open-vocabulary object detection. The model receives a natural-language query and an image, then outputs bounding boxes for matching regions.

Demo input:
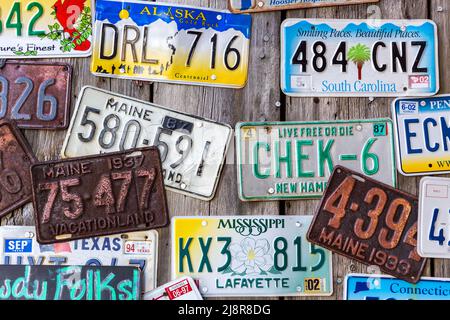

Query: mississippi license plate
[0,0,92,58]
[61,86,232,201]
[91,0,251,88]
[228,0,379,13]
[307,166,426,283]
[236,120,396,201]
[0,61,71,129]
[281,19,439,97]
[0,265,140,300]
[0,226,158,293]
[31,147,169,244]
[143,277,203,300]
[392,95,450,176]
[345,274,450,300]
[172,216,333,297]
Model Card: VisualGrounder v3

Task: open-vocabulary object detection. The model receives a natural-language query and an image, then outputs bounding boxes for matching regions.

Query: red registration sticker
[165,279,193,300]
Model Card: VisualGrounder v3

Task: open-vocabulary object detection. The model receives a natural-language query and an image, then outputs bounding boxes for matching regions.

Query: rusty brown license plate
[0,61,72,129]
[0,120,36,218]
[31,147,168,244]
[307,166,426,283]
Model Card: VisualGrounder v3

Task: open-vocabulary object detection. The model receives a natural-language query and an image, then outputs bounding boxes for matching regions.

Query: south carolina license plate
[172,216,333,297]
[143,277,202,300]
[0,226,158,293]
[0,0,92,58]
[281,19,439,97]
[236,120,396,201]
[392,96,450,176]
[61,86,232,201]
[91,0,251,88]
[345,274,450,300]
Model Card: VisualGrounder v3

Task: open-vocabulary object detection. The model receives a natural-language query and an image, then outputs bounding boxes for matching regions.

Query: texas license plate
[0,0,92,58]
[172,216,333,297]
[0,61,71,129]
[392,95,450,176]
[91,0,251,88]
[143,277,203,300]
[307,166,426,283]
[228,0,379,13]
[345,274,450,300]
[236,120,396,201]
[61,86,232,201]
[281,19,439,97]
[31,147,169,244]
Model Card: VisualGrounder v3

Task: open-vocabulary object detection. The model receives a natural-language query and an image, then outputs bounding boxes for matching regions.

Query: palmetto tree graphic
[348,44,371,80]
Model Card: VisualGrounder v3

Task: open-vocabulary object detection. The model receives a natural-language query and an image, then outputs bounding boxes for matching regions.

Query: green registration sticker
[373,123,387,137]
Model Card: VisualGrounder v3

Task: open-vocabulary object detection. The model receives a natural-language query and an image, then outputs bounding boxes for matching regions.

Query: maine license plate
[0,226,158,293]
[172,216,333,297]
[228,0,379,13]
[0,0,92,58]
[143,277,203,300]
[61,87,232,201]
[345,274,450,300]
[281,19,439,97]
[307,166,427,284]
[236,120,396,201]
[392,95,450,176]
[91,0,251,88]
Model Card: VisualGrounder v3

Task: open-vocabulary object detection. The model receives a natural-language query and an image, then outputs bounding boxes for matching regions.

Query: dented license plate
[31,147,168,244]
[143,277,203,300]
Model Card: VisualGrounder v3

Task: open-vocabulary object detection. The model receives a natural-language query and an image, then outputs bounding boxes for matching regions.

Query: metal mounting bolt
[268,188,275,194]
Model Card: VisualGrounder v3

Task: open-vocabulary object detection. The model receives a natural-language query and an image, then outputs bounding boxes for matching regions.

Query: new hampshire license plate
[172,216,333,297]
[236,120,396,201]
[0,0,92,58]
[91,0,251,88]
[281,19,439,97]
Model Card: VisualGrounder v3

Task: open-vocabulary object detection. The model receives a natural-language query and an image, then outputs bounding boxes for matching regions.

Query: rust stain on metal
[31,147,169,244]
[307,166,427,284]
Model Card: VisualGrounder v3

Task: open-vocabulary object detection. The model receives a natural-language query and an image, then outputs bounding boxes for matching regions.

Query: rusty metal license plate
[0,120,36,218]
[0,61,72,129]
[31,147,168,244]
[307,166,426,283]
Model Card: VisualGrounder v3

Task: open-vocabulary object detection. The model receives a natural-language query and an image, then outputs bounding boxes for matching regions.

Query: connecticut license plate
[143,277,203,300]
[236,120,396,201]
[345,274,450,300]
[0,226,158,293]
[307,166,426,283]
[91,0,251,88]
[281,19,439,97]
[0,0,92,58]
[172,216,333,297]
[392,95,450,176]
[61,86,232,201]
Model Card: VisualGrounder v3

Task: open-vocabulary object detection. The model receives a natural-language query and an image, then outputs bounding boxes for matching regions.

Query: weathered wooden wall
[1,0,449,300]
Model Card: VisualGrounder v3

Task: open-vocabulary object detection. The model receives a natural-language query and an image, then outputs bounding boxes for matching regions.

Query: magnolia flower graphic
[229,238,274,276]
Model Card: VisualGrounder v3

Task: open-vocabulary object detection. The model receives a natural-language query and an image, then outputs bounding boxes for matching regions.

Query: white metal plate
[143,277,203,300]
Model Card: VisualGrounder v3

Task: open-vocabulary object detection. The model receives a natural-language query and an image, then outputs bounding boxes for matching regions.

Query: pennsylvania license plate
[172,216,333,297]
[228,0,379,13]
[307,166,426,283]
[345,274,450,300]
[0,226,157,293]
[236,120,396,201]
[143,277,203,300]
[61,86,232,201]
[91,0,251,88]
[392,95,450,176]
[281,19,439,97]
[0,0,92,58]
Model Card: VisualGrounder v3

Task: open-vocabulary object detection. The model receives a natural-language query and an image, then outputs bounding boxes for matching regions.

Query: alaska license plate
[31,147,169,244]
[307,166,426,283]
[143,277,203,300]
[228,0,379,13]
[236,120,396,201]
[345,274,450,300]
[0,226,158,293]
[281,19,439,97]
[172,216,333,297]
[0,0,92,58]
[61,86,232,201]
[392,95,450,176]
[91,0,251,88]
